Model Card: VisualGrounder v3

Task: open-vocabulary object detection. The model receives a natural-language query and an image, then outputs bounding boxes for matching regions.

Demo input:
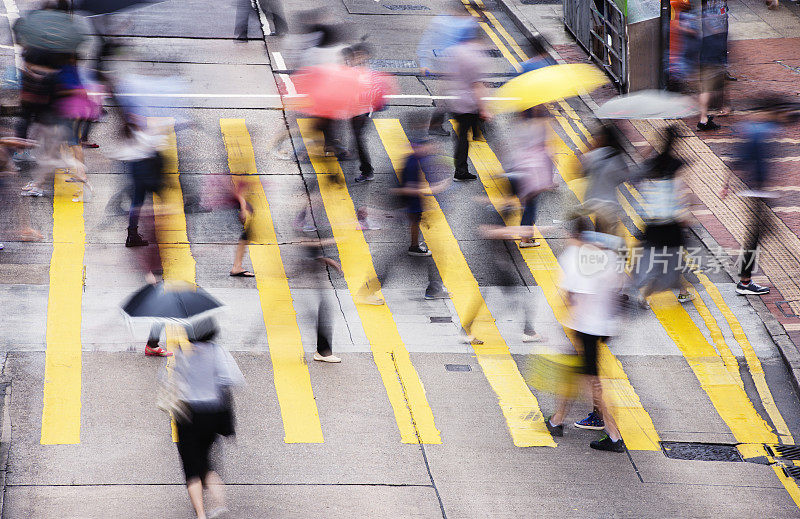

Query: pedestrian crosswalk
[33,115,795,460]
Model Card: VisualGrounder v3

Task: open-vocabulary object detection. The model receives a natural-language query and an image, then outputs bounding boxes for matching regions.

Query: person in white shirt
[545,216,627,452]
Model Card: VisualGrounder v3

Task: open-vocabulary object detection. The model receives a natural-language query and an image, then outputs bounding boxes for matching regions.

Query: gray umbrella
[13,10,87,53]
[595,90,698,120]
[75,0,167,16]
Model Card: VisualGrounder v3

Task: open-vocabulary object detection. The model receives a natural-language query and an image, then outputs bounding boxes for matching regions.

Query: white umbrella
[595,90,698,120]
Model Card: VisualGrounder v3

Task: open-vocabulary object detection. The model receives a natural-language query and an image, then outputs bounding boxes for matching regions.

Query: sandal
[230,270,255,277]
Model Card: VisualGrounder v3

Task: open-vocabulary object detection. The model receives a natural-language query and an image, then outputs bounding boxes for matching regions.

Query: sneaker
[145,344,173,357]
[125,231,149,248]
[208,507,229,519]
[590,435,626,452]
[736,280,770,295]
[357,294,384,305]
[522,332,542,343]
[697,117,720,131]
[354,173,375,183]
[461,333,484,345]
[545,415,564,437]
[313,352,341,363]
[428,126,450,137]
[0,243,4,250]
[454,172,477,182]
[21,186,43,197]
[677,292,694,303]
[12,150,35,163]
[408,244,432,256]
[519,240,540,248]
[574,410,605,430]
[424,289,450,300]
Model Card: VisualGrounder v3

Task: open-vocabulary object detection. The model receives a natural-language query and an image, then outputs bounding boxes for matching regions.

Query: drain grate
[483,81,505,88]
[767,445,800,460]
[430,316,452,323]
[445,364,472,372]
[369,58,418,69]
[785,466,800,479]
[661,442,742,462]
[383,4,430,10]
[486,49,502,57]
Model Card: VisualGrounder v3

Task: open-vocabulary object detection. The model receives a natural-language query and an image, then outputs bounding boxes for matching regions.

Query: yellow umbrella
[490,63,610,113]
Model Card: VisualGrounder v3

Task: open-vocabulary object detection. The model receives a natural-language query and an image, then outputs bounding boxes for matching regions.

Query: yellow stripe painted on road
[149,117,196,284]
[297,118,440,444]
[41,173,85,445]
[374,118,555,447]
[696,273,794,444]
[455,121,659,450]
[148,117,195,443]
[649,291,777,443]
[220,118,324,443]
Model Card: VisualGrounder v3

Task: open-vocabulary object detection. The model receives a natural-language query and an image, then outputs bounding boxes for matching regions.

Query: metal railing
[564,0,627,90]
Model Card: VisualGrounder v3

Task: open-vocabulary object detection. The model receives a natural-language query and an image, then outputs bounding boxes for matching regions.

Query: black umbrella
[75,0,167,16]
[122,282,223,319]
[13,10,87,53]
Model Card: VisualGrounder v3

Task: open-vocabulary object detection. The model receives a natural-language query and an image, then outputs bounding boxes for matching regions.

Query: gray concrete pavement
[0,0,799,517]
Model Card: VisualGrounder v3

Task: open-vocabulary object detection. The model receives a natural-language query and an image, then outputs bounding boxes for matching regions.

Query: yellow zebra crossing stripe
[457,122,659,450]
[41,173,85,445]
[297,118,440,444]
[148,117,196,443]
[374,118,555,447]
[220,118,324,443]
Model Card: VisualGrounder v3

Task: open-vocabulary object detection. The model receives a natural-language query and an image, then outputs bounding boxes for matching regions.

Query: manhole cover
[369,59,418,69]
[430,316,452,323]
[483,81,505,88]
[767,445,800,460]
[445,364,472,372]
[662,442,742,462]
[383,4,430,10]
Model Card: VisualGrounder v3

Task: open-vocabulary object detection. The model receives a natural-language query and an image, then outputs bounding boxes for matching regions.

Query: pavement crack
[389,352,448,519]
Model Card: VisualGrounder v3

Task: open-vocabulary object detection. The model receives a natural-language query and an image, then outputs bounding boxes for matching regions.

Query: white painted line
[271,51,286,70]
[278,73,296,96]
[1,0,21,68]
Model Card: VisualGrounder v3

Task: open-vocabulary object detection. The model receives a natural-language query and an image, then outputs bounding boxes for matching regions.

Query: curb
[493,0,800,398]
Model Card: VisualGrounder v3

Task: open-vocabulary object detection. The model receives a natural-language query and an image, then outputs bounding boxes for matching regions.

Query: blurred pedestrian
[446,27,491,181]
[723,95,799,295]
[171,317,245,519]
[694,0,729,130]
[631,126,694,305]
[300,238,343,362]
[344,42,378,183]
[582,124,642,225]
[0,136,41,242]
[234,0,286,40]
[105,121,166,248]
[417,0,478,136]
[545,217,626,452]
[503,106,555,248]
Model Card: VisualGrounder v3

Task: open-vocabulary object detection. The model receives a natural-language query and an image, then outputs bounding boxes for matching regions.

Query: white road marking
[271,51,286,70]
[1,0,21,68]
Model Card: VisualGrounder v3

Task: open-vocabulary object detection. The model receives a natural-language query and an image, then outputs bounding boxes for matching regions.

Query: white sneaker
[461,334,484,345]
[519,240,540,248]
[208,507,229,519]
[313,352,341,363]
[357,294,384,305]
[522,332,542,343]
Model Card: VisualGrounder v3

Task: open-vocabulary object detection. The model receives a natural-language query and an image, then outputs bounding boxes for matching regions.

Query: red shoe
[145,344,173,357]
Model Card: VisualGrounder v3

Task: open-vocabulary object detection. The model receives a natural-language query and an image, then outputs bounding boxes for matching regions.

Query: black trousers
[740,197,765,280]
[351,114,372,175]
[453,112,479,176]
